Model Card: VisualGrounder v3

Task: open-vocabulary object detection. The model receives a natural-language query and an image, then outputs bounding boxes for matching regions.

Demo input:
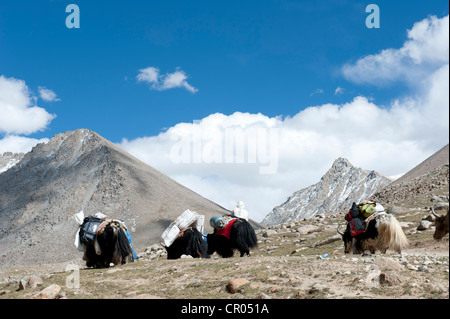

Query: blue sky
[1,1,449,221]
[1,0,447,141]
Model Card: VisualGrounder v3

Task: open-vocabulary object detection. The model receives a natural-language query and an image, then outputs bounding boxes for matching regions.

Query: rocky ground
[0,198,448,300]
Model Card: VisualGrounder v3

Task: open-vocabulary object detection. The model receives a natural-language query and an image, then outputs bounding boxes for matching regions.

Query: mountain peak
[0,129,231,269]
[261,157,391,226]
[332,157,353,168]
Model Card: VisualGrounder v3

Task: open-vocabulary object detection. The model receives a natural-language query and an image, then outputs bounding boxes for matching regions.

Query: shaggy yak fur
[207,217,258,258]
[165,228,209,259]
[83,220,134,268]
[339,213,408,254]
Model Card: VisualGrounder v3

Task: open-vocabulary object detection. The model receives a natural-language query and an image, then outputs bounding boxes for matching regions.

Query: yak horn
[337,223,345,236]
[431,205,440,218]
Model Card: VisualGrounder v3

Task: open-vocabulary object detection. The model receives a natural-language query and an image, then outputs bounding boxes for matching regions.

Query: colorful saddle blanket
[215,218,238,239]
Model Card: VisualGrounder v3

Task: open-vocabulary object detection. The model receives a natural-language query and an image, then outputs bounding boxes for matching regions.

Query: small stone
[309,283,327,294]
[407,264,418,271]
[227,278,250,294]
[374,257,404,271]
[270,286,282,293]
[262,229,277,237]
[257,293,272,299]
[418,266,429,272]
[28,275,44,288]
[296,225,320,235]
[17,278,28,291]
[387,206,406,215]
[56,291,67,299]
[379,272,404,285]
[417,220,432,231]
[149,244,161,252]
[32,284,61,299]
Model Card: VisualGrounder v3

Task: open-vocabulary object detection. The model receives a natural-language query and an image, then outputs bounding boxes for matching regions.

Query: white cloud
[0,135,49,154]
[137,67,198,93]
[119,75,448,222]
[160,70,198,93]
[38,86,60,102]
[0,75,56,135]
[342,15,449,85]
[121,15,449,223]
[136,67,159,87]
[334,86,344,95]
[309,88,324,96]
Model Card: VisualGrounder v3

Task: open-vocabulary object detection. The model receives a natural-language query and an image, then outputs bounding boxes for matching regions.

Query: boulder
[262,229,277,237]
[227,278,250,294]
[387,206,407,215]
[417,220,432,231]
[32,284,61,299]
[28,275,44,288]
[310,234,341,248]
[373,257,404,271]
[296,225,320,235]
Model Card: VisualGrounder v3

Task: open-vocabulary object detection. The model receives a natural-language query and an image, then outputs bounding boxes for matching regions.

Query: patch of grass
[421,284,447,299]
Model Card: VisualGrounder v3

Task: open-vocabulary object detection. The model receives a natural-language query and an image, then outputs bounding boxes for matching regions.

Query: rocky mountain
[0,152,24,174]
[371,144,449,206]
[388,144,448,188]
[0,129,235,269]
[262,158,392,226]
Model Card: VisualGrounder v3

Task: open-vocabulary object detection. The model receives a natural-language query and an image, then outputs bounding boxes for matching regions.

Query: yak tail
[114,227,133,264]
[378,215,409,253]
[186,229,208,258]
[236,219,258,250]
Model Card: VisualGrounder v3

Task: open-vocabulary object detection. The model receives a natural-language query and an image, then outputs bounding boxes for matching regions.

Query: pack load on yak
[78,215,103,247]
[232,201,249,221]
[338,201,408,255]
[345,200,385,236]
[161,209,208,259]
[209,215,239,239]
[160,209,206,248]
[73,211,137,268]
[207,214,258,258]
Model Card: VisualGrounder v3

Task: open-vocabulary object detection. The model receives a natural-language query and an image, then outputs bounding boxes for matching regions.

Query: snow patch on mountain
[0,152,25,174]
[262,158,392,226]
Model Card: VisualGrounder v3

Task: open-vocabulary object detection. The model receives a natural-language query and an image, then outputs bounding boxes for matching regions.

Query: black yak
[83,220,134,268]
[207,217,258,258]
[165,227,209,259]
[337,213,408,254]
[432,206,449,240]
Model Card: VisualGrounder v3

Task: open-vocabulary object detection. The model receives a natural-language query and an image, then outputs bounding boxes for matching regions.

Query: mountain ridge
[0,152,24,174]
[0,129,236,269]
[388,144,449,187]
[262,158,392,226]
